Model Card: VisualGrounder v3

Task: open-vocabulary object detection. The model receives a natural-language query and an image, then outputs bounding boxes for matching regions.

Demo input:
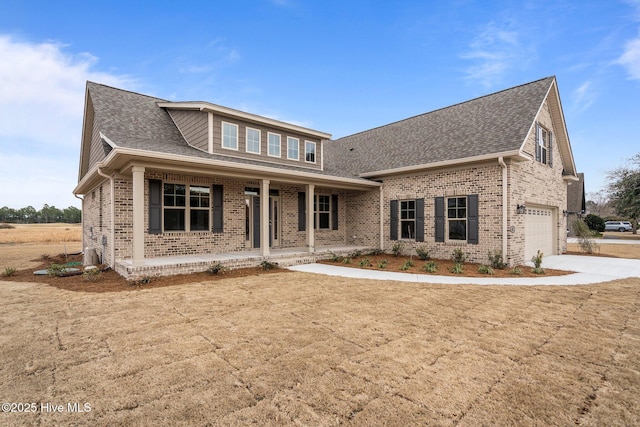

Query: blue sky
[1,0,639,209]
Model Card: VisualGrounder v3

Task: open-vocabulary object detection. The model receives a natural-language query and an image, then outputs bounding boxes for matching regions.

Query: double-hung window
[246,128,261,154]
[287,137,299,160]
[222,122,238,150]
[163,184,210,232]
[536,123,553,166]
[314,195,331,229]
[400,200,415,239]
[268,132,281,157]
[305,141,316,163]
[447,197,467,240]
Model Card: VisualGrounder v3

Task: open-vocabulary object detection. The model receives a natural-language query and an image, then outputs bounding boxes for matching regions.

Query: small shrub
[509,266,523,275]
[82,268,102,282]
[423,261,438,273]
[391,242,403,257]
[359,257,372,268]
[342,257,352,265]
[573,219,600,254]
[260,260,278,271]
[415,246,430,260]
[128,275,157,287]
[532,267,545,274]
[399,259,414,271]
[377,259,388,269]
[478,264,495,275]
[206,263,227,275]
[47,263,66,277]
[584,213,605,232]
[350,249,363,258]
[531,250,543,269]
[450,262,464,274]
[2,267,17,277]
[487,250,507,269]
[451,248,467,264]
[369,249,383,256]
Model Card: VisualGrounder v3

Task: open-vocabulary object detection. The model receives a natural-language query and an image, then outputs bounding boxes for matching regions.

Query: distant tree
[585,190,615,217]
[63,206,81,223]
[584,213,605,232]
[607,153,640,234]
[18,206,37,223]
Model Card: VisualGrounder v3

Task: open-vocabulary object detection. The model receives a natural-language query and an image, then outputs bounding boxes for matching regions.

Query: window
[189,185,210,231]
[287,137,299,160]
[400,200,415,239]
[447,197,467,240]
[536,124,552,166]
[163,183,210,232]
[305,141,316,163]
[246,128,261,154]
[222,122,238,150]
[268,132,281,157]
[314,194,331,229]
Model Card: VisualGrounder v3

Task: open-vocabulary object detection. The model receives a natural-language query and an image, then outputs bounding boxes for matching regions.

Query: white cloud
[618,35,640,80]
[461,22,535,87]
[571,81,596,113]
[0,35,131,209]
[0,35,131,148]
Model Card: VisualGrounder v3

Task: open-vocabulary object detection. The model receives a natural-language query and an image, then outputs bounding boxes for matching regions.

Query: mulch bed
[318,253,573,278]
[1,253,289,293]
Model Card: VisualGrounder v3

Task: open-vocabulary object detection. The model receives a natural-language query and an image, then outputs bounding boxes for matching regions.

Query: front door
[244,187,280,249]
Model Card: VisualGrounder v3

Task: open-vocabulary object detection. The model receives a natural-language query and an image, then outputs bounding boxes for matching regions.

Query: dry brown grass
[1,272,639,425]
[567,242,640,259]
[0,223,82,244]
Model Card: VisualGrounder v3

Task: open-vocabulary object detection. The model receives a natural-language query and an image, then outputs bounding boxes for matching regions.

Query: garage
[525,206,555,261]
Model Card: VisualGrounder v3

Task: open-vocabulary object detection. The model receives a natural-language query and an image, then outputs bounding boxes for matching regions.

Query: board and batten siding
[168,110,209,152]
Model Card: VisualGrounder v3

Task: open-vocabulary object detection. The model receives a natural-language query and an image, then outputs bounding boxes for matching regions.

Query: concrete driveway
[290,255,640,285]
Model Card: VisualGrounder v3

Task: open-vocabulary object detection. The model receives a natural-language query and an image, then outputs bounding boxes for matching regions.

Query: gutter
[498,157,508,264]
[74,193,85,256]
[97,166,116,269]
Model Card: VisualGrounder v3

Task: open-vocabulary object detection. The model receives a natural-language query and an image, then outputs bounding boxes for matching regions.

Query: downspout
[379,185,384,250]
[97,167,116,268]
[74,193,84,255]
[498,157,508,263]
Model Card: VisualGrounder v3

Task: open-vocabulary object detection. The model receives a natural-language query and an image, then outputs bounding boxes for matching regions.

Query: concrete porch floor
[115,245,373,279]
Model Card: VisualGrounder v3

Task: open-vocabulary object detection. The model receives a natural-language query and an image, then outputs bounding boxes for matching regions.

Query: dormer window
[305,141,316,163]
[222,122,238,151]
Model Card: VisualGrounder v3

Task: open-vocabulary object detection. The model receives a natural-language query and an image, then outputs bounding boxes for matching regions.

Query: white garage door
[525,206,555,261]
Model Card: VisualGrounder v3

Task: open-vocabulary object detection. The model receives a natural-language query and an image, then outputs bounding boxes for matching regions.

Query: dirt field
[567,242,640,259]
[1,271,639,426]
[0,223,82,268]
[1,227,639,425]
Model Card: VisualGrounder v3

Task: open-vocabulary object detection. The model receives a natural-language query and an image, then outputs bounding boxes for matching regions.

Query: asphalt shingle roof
[323,76,555,177]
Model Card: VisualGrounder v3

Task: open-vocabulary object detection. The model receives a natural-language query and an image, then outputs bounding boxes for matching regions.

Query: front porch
[115,245,374,279]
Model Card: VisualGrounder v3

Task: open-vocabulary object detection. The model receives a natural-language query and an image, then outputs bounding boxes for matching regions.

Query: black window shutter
[548,131,553,167]
[535,123,541,162]
[415,198,424,242]
[298,192,306,231]
[212,184,223,233]
[390,200,398,240]
[435,197,444,242]
[253,196,261,248]
[331,194,339,230]
[467,194,479,244]
[148,179,162,234]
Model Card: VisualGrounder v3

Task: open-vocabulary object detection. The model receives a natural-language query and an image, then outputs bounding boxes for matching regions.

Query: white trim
[305,140,317,164]
[158,101,332,139]
[445,195,468,243]
[360,150,527,178]
[267,132,281,158]
[246,127,261,155]
[221,121,239,151]
[287,136,300,161]
[207,112,214,154]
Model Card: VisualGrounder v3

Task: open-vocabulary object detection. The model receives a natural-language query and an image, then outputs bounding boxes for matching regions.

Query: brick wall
[82,180,112,265]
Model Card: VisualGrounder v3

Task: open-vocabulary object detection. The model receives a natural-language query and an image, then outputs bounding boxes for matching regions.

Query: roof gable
[324,77,559,177]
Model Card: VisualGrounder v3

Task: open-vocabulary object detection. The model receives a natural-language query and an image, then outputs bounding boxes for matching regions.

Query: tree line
[0,205,81,224]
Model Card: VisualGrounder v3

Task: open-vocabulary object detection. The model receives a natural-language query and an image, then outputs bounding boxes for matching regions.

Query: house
[566,172,586,236]
[74,76,578,278]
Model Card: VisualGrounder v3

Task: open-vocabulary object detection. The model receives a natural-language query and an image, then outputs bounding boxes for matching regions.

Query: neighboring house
[74,76,578,278]
[566,172,586,236]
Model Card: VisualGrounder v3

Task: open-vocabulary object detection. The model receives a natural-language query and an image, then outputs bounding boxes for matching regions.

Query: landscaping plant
[450,263,464,274]
[2,267,16,277]
[415,246,430,260]
[487,250,507,269]
[572,219,600,254]
[478,265,495,275]
[399,259,414,271]
[423,261,438,273]
[377,259,388,269]
[206,263,227,275]
[359,257,372,268]
[451,248,467,264]
[391,242,403,257]
[531,250,544,274]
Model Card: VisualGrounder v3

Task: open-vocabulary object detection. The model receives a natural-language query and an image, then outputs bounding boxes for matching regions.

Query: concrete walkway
[288,254,640,285]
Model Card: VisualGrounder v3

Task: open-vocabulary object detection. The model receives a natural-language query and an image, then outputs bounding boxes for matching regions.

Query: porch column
[132,165,145,266]
[260,179,270,257]
[306,184,315,253]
